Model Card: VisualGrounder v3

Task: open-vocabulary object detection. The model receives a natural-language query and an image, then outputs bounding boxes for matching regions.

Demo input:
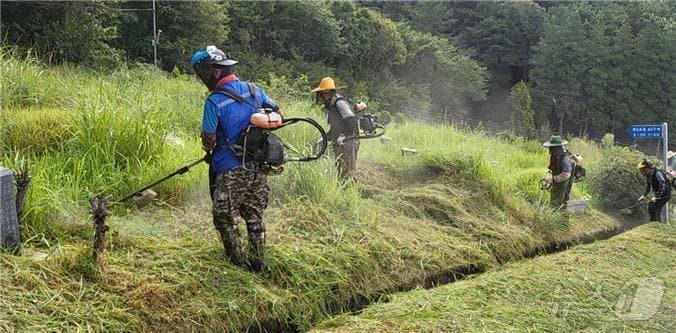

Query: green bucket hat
[542,135,569,147]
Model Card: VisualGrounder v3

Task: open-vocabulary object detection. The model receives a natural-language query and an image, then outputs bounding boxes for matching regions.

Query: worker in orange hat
[311,77,360,182]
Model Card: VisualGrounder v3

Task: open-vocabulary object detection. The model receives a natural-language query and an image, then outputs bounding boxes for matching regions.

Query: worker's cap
[311,77,345,93]
[637,159,653,170]
[542,135,569,147]
[191,45,238,67]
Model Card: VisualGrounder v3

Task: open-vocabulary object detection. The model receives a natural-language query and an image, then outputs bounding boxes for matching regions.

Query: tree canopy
[1,0,674,144]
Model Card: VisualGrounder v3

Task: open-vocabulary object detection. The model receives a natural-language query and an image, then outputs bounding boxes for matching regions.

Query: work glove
[638,195,645,202]
[650,196,657,202]
[204,151,213,165]
[336,134,346,146]
[545,174,553,184]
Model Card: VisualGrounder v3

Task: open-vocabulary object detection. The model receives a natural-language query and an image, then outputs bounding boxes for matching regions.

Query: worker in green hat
[543,135,574,209]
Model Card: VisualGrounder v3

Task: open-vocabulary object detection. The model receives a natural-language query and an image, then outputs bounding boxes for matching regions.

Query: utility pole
[152,0,157,68]
[663,122,670,225]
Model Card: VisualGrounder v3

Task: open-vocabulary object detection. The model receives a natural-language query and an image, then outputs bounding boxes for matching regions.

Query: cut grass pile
[0,50,637,331]
[314,223,675,332]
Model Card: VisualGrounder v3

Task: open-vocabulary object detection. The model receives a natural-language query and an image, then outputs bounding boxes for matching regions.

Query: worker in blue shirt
[191,45,280,272]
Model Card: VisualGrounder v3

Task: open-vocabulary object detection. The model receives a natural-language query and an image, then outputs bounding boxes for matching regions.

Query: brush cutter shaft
[342,124,385,142]
[117,156,206,203]
[358,124,385,139]
[618,195,671,211]
[118,117,326,203]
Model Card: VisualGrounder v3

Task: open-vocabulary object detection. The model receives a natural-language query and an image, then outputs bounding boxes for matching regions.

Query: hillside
[0,53,652,332]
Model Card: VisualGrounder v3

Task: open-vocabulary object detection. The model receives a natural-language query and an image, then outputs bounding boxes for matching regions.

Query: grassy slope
[1,53,627,331]
[314,223,675,332]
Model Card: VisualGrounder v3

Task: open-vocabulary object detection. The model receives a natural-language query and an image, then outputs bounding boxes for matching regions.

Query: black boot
[249,231,266,273]
[219,226,250,270]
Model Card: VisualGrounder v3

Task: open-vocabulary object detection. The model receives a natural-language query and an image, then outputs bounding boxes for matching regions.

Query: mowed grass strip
[314,223,676,332]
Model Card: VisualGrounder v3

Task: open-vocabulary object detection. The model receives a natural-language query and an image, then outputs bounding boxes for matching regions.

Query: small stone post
[0,168,21,253]
[89,195,111,263]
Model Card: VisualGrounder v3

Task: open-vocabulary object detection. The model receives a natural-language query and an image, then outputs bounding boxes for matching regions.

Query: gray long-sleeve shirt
[326,94,358,142]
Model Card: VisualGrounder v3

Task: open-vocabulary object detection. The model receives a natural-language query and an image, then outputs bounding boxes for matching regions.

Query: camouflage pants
[334,139,360,182]
[212,168,269,271]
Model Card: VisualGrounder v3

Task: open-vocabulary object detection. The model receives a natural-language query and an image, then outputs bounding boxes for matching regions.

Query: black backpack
[236,126,285,167]
[211,85,285,170]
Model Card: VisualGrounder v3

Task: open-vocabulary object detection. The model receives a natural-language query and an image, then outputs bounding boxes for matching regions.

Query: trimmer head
[132,189,157,209]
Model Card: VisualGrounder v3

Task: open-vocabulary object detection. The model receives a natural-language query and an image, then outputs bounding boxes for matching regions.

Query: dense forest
[2,0,675,144]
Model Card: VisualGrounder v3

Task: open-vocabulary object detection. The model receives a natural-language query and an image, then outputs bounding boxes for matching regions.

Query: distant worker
[543,135,574,209]
[191,45,281,272]
[311,77,362,182]
[667,151,676,188]
[637,159,671,222]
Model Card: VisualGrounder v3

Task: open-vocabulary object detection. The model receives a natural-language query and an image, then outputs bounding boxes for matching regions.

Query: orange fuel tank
[251,111,283,128]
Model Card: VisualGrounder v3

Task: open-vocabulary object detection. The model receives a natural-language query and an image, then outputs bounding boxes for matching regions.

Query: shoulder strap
[212,86,246,104]
[208,87,255,158]
[328,94,346,108]
[248,83,261,107]
[211,84,261,110]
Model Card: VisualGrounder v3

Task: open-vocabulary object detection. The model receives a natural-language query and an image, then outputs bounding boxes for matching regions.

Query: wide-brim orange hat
[310,77,346,93]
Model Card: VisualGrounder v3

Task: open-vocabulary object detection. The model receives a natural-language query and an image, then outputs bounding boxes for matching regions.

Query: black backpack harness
[210,84,328,174]
[327,95,386,140]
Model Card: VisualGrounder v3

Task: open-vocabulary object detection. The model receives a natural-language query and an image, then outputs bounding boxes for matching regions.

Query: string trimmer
[618,196,670,215]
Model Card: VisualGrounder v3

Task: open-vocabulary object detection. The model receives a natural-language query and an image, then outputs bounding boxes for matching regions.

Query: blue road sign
[629,125,664,138]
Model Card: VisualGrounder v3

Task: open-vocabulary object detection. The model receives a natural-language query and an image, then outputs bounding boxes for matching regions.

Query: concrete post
[0,168,21,251]
[663,123,669,225]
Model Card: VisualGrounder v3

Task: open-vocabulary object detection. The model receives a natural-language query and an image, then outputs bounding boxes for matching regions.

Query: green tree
[227,1,342,64]
[509,81,535,139]
[1,1,122,68]
[374,0,456,38]
[393,23,487,114]
[338,8,406,79]
[530,2,592,135]
[531,1,675,142]
[115,0,229,71]
[448,1,546,85]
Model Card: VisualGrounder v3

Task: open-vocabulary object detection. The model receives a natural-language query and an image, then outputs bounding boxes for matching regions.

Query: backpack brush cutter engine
[357,113,386,139]
[237,116,328,174]
[116,116,328,208]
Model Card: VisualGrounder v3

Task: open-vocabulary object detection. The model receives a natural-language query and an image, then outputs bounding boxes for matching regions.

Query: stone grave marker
[0,168,21,250]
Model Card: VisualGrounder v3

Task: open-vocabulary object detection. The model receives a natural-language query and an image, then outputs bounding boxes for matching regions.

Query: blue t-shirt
[202,80,278,172]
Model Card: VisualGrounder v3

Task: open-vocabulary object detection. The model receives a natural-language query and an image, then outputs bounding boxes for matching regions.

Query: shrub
[509,81,535,139]
[378,111,392,125]
[588,146,646,213]
[601,133,615,149]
